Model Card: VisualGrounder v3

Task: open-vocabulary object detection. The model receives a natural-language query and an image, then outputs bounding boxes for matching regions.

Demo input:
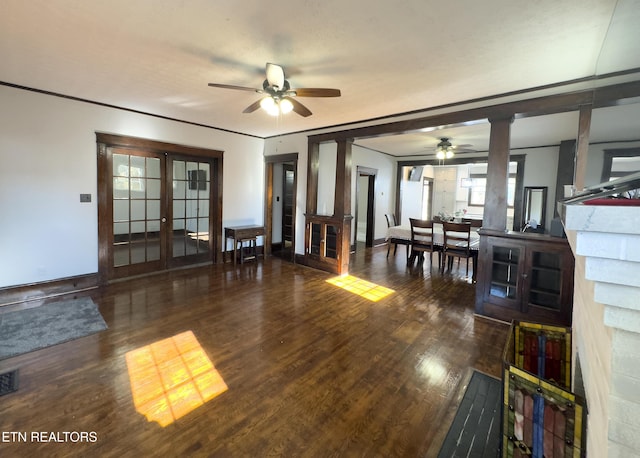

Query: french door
[98,134,223,282]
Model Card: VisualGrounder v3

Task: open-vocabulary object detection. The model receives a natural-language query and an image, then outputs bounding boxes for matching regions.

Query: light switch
[80,193,91,203]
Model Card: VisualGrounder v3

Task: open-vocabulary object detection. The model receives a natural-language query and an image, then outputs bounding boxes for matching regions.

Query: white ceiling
[2,0,640,154]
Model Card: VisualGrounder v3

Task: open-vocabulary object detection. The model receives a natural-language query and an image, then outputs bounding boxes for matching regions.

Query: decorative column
[484,116,514,231]
[334,139,353,275]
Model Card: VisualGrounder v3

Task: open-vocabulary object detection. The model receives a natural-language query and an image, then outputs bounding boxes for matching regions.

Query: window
[469,175,516,207]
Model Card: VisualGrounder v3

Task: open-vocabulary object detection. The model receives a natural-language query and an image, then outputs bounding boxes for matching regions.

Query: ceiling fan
[427,137,476,159]
[207,63,341,117]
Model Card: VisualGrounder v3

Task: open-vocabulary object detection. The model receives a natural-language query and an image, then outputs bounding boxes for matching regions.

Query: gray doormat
[438,370,502,458]
[0,297,107,360]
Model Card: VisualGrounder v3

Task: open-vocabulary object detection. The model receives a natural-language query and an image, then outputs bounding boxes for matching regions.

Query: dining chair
[386,213,409,259]
[442,222,473,275]
[385,213,397,228]
[409,218,440,268]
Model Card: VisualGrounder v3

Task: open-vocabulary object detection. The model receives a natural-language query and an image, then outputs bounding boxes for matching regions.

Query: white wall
[351,145,396,242]
[317,142,337,216]
[0,85,264,288]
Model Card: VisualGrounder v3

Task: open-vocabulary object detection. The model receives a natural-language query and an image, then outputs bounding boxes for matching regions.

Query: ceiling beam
[308,80,640,144]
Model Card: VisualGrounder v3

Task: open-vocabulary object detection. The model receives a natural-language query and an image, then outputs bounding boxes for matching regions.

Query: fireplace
[561,172,640,455]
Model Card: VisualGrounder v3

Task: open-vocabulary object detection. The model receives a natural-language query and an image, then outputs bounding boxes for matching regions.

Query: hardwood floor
[0,245,509,457]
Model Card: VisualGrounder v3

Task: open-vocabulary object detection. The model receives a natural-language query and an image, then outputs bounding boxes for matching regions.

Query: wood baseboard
[0,274,99,307]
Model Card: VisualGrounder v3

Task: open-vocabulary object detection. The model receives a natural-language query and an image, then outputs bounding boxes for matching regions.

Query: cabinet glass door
[527,250,562,310]
[308,222,339,259]
[487,244,522,307]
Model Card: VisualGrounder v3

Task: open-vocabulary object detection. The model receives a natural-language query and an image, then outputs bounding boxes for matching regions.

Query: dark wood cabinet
[476,231,574,326]
[304,214,351,274]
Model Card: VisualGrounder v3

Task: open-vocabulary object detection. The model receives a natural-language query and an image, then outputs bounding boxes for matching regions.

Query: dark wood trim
[265,162,274,257]
[95,133,224,159]
[265,153,299,164]
[214,155,224,259]
[395,164,404,223]
[398,154,525,169]
[294,253,306,265]
[0,274,99,307]
[97,143,110,285]
[356,166,378,175]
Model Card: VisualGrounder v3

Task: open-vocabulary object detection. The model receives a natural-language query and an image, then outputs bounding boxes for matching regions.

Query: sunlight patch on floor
[125,330,227,427]
[326,275,394,302]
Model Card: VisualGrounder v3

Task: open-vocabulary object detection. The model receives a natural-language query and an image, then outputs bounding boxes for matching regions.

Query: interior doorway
[265,153,298,262]
[354,166,377,248]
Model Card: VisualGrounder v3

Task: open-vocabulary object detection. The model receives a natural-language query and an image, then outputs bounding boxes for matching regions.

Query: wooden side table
[224,225,265,265]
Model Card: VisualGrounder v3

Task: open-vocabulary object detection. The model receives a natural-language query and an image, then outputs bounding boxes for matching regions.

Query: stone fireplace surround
[564,204,640,457]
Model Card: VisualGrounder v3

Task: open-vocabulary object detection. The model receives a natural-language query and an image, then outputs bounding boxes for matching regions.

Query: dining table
[386,222,481,280]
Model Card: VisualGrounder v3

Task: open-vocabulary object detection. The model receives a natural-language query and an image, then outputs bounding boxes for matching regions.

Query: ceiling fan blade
[290,88,341,97]
[266,63,285,89]
[242,99,263,114]
[286,97,312,117]
[208,83,260,93]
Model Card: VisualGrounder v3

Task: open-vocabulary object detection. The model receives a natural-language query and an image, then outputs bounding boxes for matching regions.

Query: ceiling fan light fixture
[279,98,294,114]
[436,150,445,160]
[260,96,280,116]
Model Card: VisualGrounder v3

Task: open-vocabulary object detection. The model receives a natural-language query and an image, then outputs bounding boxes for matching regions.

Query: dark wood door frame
[282,164,295,248]
[264,153,298,261]
[355,166,377,248]
[96,133,223,284]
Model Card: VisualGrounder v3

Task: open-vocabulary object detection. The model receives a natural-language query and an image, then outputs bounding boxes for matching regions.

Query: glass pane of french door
[171,159,211,261]
[112,151,164,270]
